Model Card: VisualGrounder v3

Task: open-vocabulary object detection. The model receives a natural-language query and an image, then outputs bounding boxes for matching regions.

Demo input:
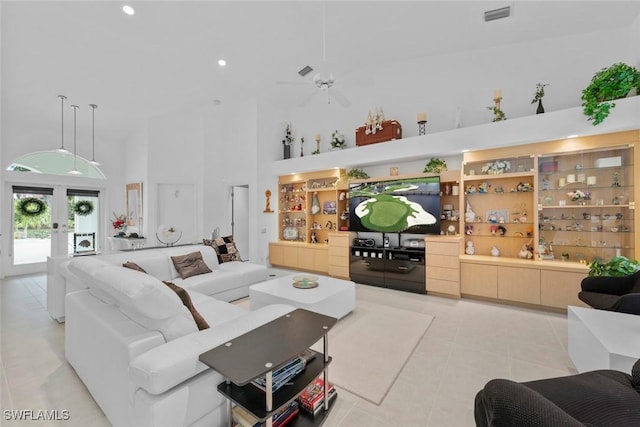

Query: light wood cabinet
[269,242,328,273]
[460,256,589,310]
[497,265,541,304]
[460,262,498,298]
[328,232,352,279]
[425,236,461,297]
[540,270,589,309]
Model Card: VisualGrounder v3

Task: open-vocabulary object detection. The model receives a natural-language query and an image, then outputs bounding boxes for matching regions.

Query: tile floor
[1,273,577,427]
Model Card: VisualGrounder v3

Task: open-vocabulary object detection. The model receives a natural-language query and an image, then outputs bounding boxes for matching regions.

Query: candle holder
[312,135,320,155]
[417,120,427,135]
[487,97,506,122]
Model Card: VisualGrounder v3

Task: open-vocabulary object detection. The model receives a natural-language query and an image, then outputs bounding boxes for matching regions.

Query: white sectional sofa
[47,244,267,322]
[64,254,294,427]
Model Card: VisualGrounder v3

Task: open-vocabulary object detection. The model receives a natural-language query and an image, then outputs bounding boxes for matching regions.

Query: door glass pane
[12,191,52,265]
[68,192,99,255]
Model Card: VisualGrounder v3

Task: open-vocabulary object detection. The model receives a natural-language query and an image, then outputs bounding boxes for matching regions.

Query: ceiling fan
[276,4,351,107]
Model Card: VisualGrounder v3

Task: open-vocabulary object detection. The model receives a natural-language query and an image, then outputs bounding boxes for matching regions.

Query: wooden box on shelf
[355,120,402,146]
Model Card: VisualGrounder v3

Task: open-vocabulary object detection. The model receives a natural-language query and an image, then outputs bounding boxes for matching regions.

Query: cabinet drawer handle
[362,261,371,266]
[398,266,409,271]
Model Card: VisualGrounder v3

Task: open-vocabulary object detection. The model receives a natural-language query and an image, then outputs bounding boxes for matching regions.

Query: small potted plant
[346,168,369,180]
[330,130,346,150]
[282,123,294,159]
[531,83,549,114]
[588,256,639,277]
[423,158,447,174]
[581,63,640,125]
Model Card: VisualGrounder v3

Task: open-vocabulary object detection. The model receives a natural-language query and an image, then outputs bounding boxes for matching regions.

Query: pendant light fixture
[88,103,100,166]
[57,95,69,152]
[68,105,82,175]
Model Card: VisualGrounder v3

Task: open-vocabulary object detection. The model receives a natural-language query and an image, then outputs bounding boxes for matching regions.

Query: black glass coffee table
[199,309,337,426]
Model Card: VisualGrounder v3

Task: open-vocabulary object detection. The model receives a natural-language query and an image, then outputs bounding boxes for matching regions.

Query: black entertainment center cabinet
[349,242,426,294]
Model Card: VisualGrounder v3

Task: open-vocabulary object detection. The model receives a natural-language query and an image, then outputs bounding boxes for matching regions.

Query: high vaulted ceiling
[2,1,640,150]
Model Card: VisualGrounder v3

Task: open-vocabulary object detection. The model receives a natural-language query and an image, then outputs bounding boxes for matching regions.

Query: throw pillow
[163,281,209,330]
[204,236,242,263]
[123,261,147,273]
[170,251,213,279]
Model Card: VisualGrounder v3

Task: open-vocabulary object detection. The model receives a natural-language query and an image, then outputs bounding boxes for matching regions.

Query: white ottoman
[250,274,355,319]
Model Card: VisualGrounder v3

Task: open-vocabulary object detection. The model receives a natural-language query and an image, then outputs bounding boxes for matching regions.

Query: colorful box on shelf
[539,161,558,172]
[355,120,402,146]
[594,156,622,168]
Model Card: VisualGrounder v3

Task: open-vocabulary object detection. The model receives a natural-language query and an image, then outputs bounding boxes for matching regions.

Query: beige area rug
[312,299,434,405]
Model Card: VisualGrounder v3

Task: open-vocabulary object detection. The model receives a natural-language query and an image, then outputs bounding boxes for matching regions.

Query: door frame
[1,172,107,278]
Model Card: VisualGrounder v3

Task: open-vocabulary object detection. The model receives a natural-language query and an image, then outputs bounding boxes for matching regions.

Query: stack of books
[296,377,337,415]
[252,349,316,392]
[232,401,299,427]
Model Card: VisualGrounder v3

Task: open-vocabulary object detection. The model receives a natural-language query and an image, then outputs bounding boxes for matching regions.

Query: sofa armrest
[612,293,640,315]
[129,304,294,395]
[580,273,637,295]
[475,379,584,427]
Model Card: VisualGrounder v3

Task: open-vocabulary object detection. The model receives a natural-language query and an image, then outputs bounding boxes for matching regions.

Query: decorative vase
[284,145,291,159]
[536,99,545,114]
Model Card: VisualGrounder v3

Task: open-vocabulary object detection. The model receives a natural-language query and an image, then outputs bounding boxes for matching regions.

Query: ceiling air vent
[484,6,511,22]
[298,65,314,77]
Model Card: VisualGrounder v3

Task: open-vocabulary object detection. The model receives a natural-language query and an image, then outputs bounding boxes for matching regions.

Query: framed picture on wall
[126,182,143,227]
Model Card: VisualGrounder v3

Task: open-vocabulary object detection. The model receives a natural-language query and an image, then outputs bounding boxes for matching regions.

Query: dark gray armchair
[578,269,640,315]
[475,358,640,427]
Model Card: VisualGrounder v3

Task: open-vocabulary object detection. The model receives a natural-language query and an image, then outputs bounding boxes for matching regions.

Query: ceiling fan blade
[276,81,313,86]
[298,89,319,107]
[330,88,351,108]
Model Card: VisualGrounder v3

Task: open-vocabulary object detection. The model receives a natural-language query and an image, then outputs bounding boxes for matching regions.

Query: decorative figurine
[465,241,475,255]
[311,232,317,244]
[491,246,500,257]
[264,190,273,213]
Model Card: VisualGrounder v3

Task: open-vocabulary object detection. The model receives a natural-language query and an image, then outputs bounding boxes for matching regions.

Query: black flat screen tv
[348,176,441,235]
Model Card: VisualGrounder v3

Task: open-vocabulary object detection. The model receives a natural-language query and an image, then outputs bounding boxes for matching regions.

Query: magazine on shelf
[252,349,316,392]
[232,401,299,427]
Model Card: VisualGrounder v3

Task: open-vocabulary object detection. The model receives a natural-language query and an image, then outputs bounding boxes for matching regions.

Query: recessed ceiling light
[218,59,227,67]
[122,5,135,16]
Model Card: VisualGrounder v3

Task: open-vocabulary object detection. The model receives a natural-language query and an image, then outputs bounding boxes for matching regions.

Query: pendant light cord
[89,104,98,163]
[58,95,67,151]
[71,105,79,170]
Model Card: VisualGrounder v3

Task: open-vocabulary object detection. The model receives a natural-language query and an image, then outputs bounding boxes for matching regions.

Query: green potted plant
[346,168,369,180]
[423,158,447,174]
[581,63,640,126]
[588,256,639,277]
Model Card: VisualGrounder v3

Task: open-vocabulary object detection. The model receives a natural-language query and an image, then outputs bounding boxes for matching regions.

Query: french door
[8,184,101,276]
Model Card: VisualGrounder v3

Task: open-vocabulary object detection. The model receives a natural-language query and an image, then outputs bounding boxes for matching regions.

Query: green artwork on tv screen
[349,176,440,234]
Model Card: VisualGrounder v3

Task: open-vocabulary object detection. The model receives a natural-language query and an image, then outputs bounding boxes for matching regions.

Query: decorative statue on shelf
[465,200,476,222]
[311,232,317,244]
[465,241,475,255]
[491,246,500,257]
[311,192,321,214]
[264,190,273,213]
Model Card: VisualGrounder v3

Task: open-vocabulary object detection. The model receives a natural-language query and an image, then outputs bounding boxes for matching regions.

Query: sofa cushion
[171,251,213,279]
[162,245,219,280]
[204,236,242,263]
[163,282,209,330]
[89,265,198,341]
[172,269,243,296]
[68,257,116,303]
[218,261,268,284]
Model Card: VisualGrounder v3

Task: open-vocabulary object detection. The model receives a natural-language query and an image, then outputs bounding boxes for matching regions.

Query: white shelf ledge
[271,97,639,176]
